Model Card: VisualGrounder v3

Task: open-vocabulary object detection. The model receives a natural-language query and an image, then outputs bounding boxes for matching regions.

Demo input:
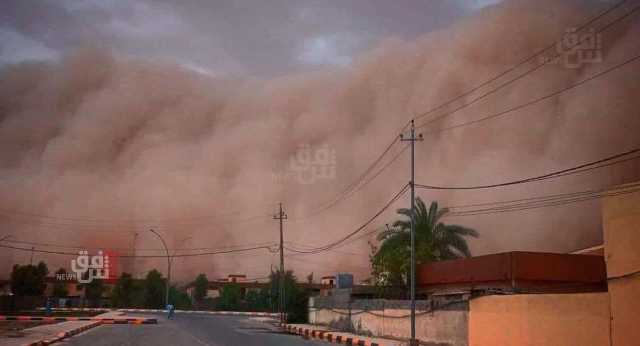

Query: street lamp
[149,229,170,308]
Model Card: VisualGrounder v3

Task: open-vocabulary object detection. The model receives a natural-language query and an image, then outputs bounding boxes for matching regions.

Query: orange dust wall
[469,293,610,346]
[602,184,640,346]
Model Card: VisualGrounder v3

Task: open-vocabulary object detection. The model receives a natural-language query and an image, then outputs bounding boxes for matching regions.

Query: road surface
[60,313,325,346]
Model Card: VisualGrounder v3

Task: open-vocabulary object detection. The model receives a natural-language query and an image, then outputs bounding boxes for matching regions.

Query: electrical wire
[0,202,278,226]
[0,243,277,258]
[419,52,640,134]
[289,122,410,221]
[0,238,278,253]
[291,144,409,221]
[414,1,640,130]
[415,147,640,190]
[412,0,628,123]
[446,182,640,217]
[286,184,409,254]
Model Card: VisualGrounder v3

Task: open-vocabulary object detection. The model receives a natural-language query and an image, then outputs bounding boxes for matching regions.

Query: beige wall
[602,185,640,346]
[602,185,640,277]
[469,293,610,346]
[310,305,468,346]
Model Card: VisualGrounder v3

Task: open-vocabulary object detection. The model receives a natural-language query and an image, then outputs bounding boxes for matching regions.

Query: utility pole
[273,203,287,324]
[400,119,423,346]
[149,229,170,308]
[30,246,35,265]
[131,232,138,279]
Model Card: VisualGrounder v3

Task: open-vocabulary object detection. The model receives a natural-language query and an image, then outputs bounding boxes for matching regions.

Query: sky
[0,0,501,76]
[1,0,639,283]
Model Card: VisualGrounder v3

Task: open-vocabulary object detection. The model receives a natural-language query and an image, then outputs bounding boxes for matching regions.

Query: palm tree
[371,197,478,286]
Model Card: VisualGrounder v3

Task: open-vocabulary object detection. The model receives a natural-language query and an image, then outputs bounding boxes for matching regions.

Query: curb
[36,308,109,312]
[284,325,382,346]
[0,316,157,324]
[36,308,278,318]
[24,320,102,346]
[118,309,278,317]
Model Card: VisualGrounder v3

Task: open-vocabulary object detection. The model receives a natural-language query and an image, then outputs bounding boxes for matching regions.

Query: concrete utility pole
[131,232,138,278]
[273,203,287,324]
[400,119,423,346]
[149,229,171,308]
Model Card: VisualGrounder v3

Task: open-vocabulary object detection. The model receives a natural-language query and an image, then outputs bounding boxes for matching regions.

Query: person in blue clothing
[45,297,53,315]
[166,303,175,319]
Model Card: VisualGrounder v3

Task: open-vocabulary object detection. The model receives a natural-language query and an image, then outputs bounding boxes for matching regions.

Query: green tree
[267,270,308,323]
[246,288,270,312]
[83,279,106,307]
[52,268,69,297]
[144,269,166,309]
[10,262,49,296]
[192,274,209,304]
[110,272,136,307]
[371,198,478,286]
[169,286,192,310]
[217,283,242,311]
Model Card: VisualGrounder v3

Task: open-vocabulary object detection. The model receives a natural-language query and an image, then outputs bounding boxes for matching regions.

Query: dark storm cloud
[0,0,482,75]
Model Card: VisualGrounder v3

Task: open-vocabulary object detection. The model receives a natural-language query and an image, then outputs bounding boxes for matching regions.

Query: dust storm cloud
[1,0,639,282]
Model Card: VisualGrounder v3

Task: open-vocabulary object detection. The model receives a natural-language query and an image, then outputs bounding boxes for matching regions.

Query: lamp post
[149,229,170,308]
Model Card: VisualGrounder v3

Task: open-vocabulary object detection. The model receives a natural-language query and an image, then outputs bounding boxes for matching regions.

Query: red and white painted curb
[23,320,102,346]
[36,308,109,312]
[284,325,382,346]
[0,316,157,324]
[37,307,278,318]
[118,309,278,317]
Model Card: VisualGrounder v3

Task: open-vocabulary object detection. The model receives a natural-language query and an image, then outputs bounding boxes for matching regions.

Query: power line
[416,148,640,190]
[0,238,277,253]
[288,0,639,225]
[0,203,277,226]
[415,2,640,130]
[420,52,640,134]
[290,122,410,221]
[287,184,409,254]
[291,143,409,221]
[0,243,277,258]
[445,182,640,217]
[412,0,629,123]
[445,156,640,210]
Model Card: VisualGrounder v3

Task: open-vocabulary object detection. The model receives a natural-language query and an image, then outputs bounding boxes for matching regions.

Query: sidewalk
[0,320,101,346]
[284,323,405,346]
[0,311,152,345]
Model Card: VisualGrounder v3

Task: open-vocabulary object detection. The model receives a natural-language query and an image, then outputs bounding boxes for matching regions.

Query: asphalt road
[60,313,325,346]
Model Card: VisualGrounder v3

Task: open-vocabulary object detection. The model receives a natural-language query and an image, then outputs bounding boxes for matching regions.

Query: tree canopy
[11,262,48,296]
[371,197,478,286]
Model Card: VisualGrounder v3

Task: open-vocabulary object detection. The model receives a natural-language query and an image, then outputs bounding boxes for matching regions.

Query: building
[308,183,640,346]
[321,276,336,287]
[186,274,327,301]
[226,274,247,283]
